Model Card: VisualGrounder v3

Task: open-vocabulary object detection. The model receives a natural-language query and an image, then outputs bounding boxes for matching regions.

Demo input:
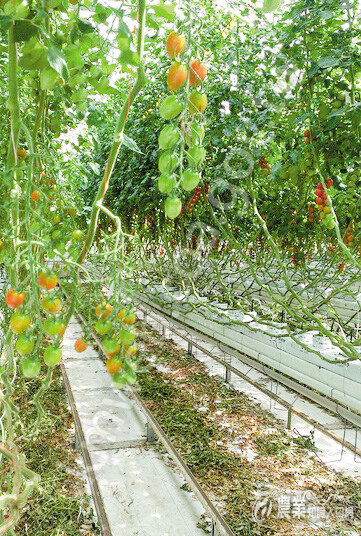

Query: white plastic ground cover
[139,284,361,417]
[63,318,207,536]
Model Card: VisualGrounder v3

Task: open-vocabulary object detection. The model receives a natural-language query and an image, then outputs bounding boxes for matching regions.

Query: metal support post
[146,422,157,443]
[287,405,292,429]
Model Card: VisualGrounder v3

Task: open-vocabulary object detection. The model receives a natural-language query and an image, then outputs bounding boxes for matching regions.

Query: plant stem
[77,0,147,265]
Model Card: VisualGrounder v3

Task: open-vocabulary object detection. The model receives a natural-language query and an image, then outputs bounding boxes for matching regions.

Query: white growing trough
[139,283,361,417]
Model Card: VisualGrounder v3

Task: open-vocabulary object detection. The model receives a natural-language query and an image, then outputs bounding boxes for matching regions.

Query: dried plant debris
[136,320,361,536]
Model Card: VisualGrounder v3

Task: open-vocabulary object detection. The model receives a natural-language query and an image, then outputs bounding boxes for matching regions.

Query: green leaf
[0,15,13,31]
[263,0,282,13]
[123,135,143,154]
[318,56,339,69]
[324,116,341,130]
[118,19,131,37]
[47,44,69,81]
[152,1,175,21]
[291,112,310,126]
[119,50,140,66]
[78,19,95,33]
[94,4,111,23]
[19,38,48,71]
[14,20,39,42]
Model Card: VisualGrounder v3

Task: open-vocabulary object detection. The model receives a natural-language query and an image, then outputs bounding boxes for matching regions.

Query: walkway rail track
[60,362,113,536]
[136,298,361,460]
[69,303,237,536]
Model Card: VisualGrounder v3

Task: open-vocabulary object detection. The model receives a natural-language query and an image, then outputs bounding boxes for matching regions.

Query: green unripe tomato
[165,197,182,219]
[158,125,181,150]
[22,357,41,378]
[113,371,127,388]
[158,151,179,173]
[119,329,135,347]
[16,335,35,356]
[44,345,62,366]
[185,122,205,147]
[158,173,177,194]
[187,146,206,168]
[181,170,201,191]
[159,95,183,120]
[95,320,112,335]
[43,318,65,337]
[72,229,84,241]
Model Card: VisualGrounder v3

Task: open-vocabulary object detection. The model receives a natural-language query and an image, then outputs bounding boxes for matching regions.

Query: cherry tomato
[106,357,123,374]
[159,95,183,120]
[42,296,61,313]
[158,173,176,194]
[43,318,66,337]
[118,329,135,347]
[22,357,41,378]
[11,312,31,334]
[124,313,136,325]
[44,345,62,366]
[126,345,138,357]
[96,302,113,319]
[31,190,40,202]
[165,197,182,219]
[189,59,208,87]
[15,334,35,356]
[118,308,126,321]
[166,32,186,58]
[45,273,58,290]
[75,338,88,352]
[38,272,59,290]
[17,147,28,160]
[103,337,121,356]
[95,320,112,336]
[72,229,84,241]
[6,289,26,308]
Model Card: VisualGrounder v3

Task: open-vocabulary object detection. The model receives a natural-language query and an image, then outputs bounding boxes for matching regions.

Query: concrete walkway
[63,317,207,536]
